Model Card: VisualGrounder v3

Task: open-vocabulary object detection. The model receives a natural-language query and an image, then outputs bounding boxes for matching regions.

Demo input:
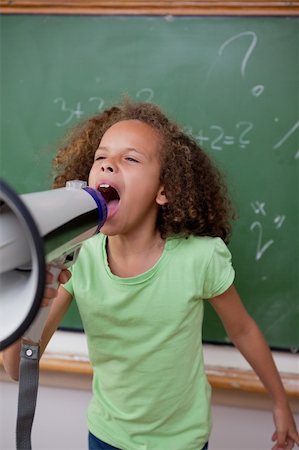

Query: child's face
[89,119,167,236]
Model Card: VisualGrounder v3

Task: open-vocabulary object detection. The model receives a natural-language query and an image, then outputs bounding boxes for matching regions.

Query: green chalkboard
[1,15,298,351]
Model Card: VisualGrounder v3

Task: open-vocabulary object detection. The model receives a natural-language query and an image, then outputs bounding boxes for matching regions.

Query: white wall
[0,379,90,450]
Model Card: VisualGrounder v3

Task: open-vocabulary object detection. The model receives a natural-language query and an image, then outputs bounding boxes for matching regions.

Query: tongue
[107,200,119,217]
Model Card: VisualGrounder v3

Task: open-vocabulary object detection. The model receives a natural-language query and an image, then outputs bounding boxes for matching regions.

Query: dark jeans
[88,431,209,450]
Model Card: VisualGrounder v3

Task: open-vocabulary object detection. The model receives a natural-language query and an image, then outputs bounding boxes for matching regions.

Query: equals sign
[223,136,235,145]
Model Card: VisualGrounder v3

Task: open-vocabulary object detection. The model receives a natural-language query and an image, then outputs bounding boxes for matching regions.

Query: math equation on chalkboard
[53,95,299,160]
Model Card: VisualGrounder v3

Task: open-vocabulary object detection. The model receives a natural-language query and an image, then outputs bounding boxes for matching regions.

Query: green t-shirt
[64,234,235,450]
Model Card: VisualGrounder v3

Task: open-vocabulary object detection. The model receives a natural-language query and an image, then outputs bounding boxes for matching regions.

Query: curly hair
[53,99,235,243]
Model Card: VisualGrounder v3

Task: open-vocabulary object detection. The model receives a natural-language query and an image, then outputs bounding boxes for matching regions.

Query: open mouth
[98,184,120,217]
[98,184,120,203]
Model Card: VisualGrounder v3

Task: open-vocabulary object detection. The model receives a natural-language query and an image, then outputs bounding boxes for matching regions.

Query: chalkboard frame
[0,0,298,16]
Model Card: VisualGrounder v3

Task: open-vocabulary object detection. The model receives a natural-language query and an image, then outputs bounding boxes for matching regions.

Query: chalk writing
[251,85,264,97]
[273,120,299,160]
[88,96,105,112]
[184,121,253,151]
[250,201,286,261]
[250,221,274,261]
[53,89,155,127]
[136,88,154,103]
[54,98,85,127]
[273,215,286,229]
[251,201,266,216]
[218,31,264,97]
[236,122,253,148]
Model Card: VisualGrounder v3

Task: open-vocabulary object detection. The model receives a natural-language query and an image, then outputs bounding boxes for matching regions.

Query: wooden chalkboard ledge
[38,355,299,398]
[0,1,298,16]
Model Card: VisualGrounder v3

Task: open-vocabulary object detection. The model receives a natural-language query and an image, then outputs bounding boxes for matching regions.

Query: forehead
[101,119,161,148]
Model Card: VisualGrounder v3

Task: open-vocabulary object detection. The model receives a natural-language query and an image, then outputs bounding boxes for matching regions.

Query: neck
[105,230,165,277]
[108,229,163,254]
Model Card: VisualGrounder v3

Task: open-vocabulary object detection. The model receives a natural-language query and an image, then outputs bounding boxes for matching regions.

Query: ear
[156,186,168,206]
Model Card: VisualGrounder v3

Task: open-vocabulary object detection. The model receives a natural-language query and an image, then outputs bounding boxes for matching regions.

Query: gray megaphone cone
[0,179,107,350]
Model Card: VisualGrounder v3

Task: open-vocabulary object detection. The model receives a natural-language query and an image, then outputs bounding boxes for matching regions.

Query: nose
[101,159,116,173]
[101,164,114,173]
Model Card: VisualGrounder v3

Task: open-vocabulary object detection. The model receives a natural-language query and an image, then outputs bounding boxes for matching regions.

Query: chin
[100,224,119,237]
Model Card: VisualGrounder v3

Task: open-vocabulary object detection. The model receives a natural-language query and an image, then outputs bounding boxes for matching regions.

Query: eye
[94,155,106,162]
[125,156,139,163]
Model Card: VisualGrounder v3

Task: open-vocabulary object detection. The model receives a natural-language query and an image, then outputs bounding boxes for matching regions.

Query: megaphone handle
[22,265,62,343]
[22,305,52,344]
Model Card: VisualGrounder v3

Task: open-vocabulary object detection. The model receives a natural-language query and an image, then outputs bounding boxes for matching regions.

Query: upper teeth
[100,184,110,189]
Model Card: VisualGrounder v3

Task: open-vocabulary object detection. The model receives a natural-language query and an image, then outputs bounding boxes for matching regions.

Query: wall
[1,377,297,450]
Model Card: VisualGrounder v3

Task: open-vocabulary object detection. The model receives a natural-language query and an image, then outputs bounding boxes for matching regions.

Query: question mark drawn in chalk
[218,31,264,97]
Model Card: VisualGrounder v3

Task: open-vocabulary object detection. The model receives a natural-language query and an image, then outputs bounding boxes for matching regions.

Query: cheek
[131,179,160,205]
[88,168,95,187]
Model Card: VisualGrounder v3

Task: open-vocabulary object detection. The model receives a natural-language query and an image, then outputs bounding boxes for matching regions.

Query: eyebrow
[96,146,147,157]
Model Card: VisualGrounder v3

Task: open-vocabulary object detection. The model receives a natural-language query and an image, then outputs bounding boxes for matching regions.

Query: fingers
[58,269,72,284]
[278,426,299,449]
[272,431,277,442]
[276,430,288,448]
[284,439,295,450]
[290,428,299,446]
[46,267,71,287]
[272,405,299,450]
[272,431,296,450]
[42,268,71,306]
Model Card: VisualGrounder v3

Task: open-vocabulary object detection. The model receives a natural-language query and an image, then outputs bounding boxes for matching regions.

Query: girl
[3,100,299,450]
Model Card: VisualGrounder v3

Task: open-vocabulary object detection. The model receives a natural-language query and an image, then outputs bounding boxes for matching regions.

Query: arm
[209,284,299,450]
[2,269,72,381]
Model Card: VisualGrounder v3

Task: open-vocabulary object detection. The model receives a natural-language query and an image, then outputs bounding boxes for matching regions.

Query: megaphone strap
[16,343,40,450]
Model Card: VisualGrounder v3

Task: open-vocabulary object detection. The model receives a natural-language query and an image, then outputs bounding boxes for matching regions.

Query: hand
[43,267,72,306]
[272,402,299,449]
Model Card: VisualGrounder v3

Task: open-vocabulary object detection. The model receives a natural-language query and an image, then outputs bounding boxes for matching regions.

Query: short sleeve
[203,238,235,299]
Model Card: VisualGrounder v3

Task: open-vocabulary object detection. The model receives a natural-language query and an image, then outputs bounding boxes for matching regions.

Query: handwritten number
[210,125,224,151]
[54,98,84,127]
[88,96,105,112]
[136,88,154,103]
[250,221,274,261]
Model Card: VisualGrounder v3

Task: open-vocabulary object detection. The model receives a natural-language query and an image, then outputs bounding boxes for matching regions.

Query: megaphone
[0,179,107,351]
